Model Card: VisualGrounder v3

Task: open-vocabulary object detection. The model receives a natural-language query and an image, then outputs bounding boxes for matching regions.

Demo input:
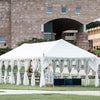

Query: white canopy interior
[0,39,99,87]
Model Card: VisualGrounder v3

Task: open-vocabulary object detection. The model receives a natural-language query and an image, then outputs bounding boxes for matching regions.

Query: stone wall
[0,0,100,48]
[76,32,89,50]
[0,0,11,48]
[11,0,100,48]
[11,0,44,48]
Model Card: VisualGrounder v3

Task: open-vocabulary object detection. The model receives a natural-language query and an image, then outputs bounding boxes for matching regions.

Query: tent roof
[0,39,97,61]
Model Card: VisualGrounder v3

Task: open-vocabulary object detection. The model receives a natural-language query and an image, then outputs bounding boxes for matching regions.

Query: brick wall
[10,0,100,48]
[76,32,89,50]
[0,0,100,48]
[0,0,11,48]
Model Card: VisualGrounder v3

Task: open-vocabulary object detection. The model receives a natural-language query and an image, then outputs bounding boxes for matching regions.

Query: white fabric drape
[10,61,15,84]
[76,60,81,78]
[40,58,46,87]
[67,59,72,78]
[89,59,99,87]
[17,61,22,85]
[40,58,52,87]
[95,71,99,87]
[59,60,64,78]
[31,59,37,86]
[0,61,3,83]
[40,68,45,87]
[84,59,90,86]
[89,59,98,71]
[52,60,57,77]
[4,61,9,84]
[23,60,30,85]
[94,59,99,87]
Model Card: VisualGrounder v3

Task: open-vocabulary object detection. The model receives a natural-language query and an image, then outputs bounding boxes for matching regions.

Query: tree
[86,21,100,29]
[0,47,12,55]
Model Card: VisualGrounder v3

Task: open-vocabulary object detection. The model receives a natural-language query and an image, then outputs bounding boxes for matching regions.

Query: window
[89,40,93,48]
[70,33,74,36]
[0,36,5,42]
[75,7,81,14]
[47,7,52,13]
[44,33,52,40]
[61,7,66,13]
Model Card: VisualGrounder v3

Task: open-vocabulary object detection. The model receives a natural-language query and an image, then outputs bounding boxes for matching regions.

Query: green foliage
[96,46,100,50]
[87,21,100,29]
[97,48,100,50]
[66,40,76,45]
[92,46,100,53]
[0,47,12,55]
[17,38,54,46]
[92,49,100,54]
[2,65,25,75]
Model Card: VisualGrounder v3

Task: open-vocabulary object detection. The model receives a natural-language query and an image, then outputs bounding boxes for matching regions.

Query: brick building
[0,0,100,49]
[88,26,100,49]
[62,30,77,41]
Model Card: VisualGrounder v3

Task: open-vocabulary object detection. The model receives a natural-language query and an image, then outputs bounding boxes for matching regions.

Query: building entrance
[44,18,83,40]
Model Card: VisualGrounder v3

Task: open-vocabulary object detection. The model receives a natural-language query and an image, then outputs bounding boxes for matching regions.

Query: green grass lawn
[0,94,100,100]
[92,49,100,54]
[0,79,100,100]
[0,79,100,91]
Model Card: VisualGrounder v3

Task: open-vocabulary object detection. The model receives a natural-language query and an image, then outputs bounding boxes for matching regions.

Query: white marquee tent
[0,39,99,87]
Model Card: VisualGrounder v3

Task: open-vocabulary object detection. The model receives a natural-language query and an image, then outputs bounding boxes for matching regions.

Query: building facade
[0,0,100,49]
[62,30,77,41]
[88,27,100,49]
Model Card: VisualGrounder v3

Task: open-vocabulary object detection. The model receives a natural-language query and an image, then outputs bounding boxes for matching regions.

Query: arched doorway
[43,18,83,40]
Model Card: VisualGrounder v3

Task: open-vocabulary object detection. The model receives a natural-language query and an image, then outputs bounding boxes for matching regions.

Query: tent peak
[22,39,62,45]
[21,39,65,46]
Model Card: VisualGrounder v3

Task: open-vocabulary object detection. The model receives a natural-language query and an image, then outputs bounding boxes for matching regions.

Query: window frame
[75,7,81,14]
[44,33,53,40]
[47,7,52,13]
[0,35,5,42]
[61,7,67,13]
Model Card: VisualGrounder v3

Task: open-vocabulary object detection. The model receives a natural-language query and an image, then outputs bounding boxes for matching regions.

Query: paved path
[0,89,100,96]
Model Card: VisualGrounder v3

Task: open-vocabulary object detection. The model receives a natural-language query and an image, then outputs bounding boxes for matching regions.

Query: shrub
[87,21,100,29]
[66,40,76,45]
[0,47,12,55]
[17,38,54,46]
[96,47,100,50]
